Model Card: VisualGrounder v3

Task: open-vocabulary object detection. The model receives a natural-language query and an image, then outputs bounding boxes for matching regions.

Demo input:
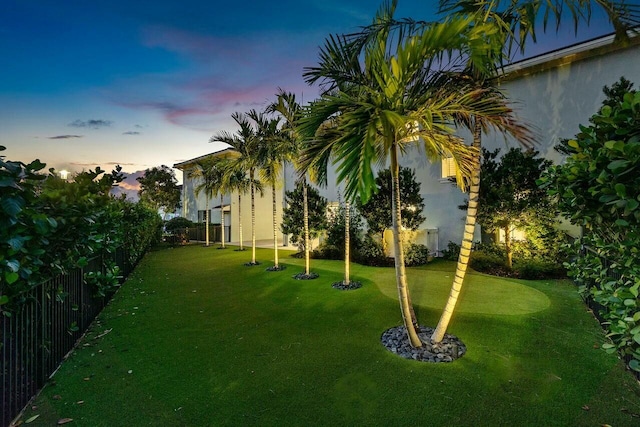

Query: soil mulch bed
[266,265,287,272]
[293,272,319,280]
[244,261,261,267]
[332,281,362,290]
[381,325,466,362]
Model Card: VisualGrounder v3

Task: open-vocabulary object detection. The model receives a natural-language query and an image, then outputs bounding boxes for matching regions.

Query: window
[441,157,457,179]
[197,210,210,223]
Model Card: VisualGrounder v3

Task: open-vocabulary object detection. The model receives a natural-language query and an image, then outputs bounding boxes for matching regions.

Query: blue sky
[0,0,615,186]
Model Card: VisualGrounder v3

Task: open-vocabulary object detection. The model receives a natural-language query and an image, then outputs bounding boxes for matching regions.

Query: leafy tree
[357,167,425,252]
[137,165,181,218]
[471,147,553,268]
[541,79,640,371]
[281,181,328,252]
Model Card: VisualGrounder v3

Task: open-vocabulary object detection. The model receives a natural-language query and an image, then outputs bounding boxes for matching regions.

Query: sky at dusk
[1,0,616,188]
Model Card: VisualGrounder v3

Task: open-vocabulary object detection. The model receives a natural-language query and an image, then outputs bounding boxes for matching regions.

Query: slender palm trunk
[205,196,210,246]
[391,144,422,348]
[504,225,513,269]
[238,193,243,250]
[344,200,350,285]
[220,194,226,248]
[303,180,310,275]
[432,121,482,343]
[272,181,279,268]
[251,170,257,264]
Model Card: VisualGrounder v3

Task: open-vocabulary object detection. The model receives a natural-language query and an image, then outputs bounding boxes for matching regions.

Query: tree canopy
[137,165,181,215]
[281,181,328,251]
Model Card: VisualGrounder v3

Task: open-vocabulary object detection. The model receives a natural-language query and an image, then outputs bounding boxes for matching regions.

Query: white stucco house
[175,32,640,254]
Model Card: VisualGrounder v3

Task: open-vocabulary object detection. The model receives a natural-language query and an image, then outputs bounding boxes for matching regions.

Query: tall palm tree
[268,90,318,277]
[211,112,263,264]
[223,167,260,251]
[298,3,525,348]
[255,112,289,271]
[189,158,224,247]
[430,0,637,343]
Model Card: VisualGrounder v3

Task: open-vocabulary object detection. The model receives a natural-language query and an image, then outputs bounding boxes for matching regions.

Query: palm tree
[298,3,526,348]
[211,112,263,264]
[223,167,260,251]
[268,90,318,278]
[429,0,637,343]
[255,112,290,271]
[189,158,224,247]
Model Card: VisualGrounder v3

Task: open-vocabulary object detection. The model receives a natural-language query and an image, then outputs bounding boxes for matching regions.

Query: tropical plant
[188,158,225,247]
[281,181,328,252]
[211,112,264,264]
[357,166,425,254]
[255,111,290,271]
[540,79,640,371]
[298,1,528,347]
[268,90,318,277]
[223,167,260,251]
[136,165,181,218]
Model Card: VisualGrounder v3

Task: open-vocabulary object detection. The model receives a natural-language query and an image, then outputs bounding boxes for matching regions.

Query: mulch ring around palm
[381,325,466,363]
[266,265,287,272]
[293,272,319,280]
[332,281,362,290]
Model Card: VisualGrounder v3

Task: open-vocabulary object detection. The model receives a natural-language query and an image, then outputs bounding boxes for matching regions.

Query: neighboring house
[174,148,286,244]
[176,32,640,253]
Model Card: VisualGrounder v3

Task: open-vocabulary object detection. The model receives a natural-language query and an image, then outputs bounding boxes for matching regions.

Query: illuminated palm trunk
[344,200,350,285]
[238,193,243,250]
[220,194,226,248]
[272,181,279,268]
[205,196,210,247]
[432,121,482,343]
[250,169,257,264]
[391,144,422,348]
[303,180,310,275]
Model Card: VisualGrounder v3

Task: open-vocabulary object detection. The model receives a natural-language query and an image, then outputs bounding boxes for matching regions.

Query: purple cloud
[123,131,141,135]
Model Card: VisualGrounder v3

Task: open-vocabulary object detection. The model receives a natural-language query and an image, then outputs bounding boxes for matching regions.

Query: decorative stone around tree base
[293,272,319,280]
[244,261,261,267]
[266,265,286,272]
[381,325,466,362]
[332,281,362,290]
[234,248,247,252]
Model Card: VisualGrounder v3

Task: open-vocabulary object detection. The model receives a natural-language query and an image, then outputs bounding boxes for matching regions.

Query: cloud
[69,119,113,129]
[110,170,144,202]
[123,131,141,135]
[49,134,83,139]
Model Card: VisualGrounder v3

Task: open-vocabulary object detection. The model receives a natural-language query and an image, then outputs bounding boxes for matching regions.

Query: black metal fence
[1,248,138,427]
[186,225,231,243]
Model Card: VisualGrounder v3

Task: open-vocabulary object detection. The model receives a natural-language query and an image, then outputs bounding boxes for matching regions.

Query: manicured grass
[20,245,640,426]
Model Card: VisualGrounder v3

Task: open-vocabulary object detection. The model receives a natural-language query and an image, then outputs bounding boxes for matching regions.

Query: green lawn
[20,245,640,426]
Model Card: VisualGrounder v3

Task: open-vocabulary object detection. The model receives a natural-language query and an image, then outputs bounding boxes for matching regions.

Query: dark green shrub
[441,241,460,261]
[514,259,566,280]
[312,244,343,260]
[165,217,194,233]
[405,243,429,267]
[354,235,393,267]
[470,250,509,275]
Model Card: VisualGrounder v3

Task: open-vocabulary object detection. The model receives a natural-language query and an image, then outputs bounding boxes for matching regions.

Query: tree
[223,168,260,251]
[188,159,225,247]
[472,147,553,268]
[137,165,181,218]
[281,181,328,252]
[299,2,524,347]
[357,166,425,253]
[540,79,640,371]
[255,112,290,271]
[211,112,263,264]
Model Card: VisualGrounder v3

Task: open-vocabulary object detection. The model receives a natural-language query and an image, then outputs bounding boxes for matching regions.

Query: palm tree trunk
[251,170,257,264]
[391,144,422,348]
[303,180,310,275]
[504,225,513,269]
[344,200,350,285]
[205,196,210,247]
[220,194,226,248]
[432,121,482,343]
[238,193,243,250]
[272,181,279,268]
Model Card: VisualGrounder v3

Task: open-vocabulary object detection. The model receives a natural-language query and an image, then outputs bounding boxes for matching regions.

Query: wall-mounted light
[59,170,69,180]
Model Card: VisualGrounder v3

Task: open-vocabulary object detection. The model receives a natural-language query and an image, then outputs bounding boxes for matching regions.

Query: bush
[405,243,430,267]
[441,241,461,261]
[514,259,566,280]
[470,251,510,275]
[165,217,194,233]
[311,244,343,260]
[354,235,393,267]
